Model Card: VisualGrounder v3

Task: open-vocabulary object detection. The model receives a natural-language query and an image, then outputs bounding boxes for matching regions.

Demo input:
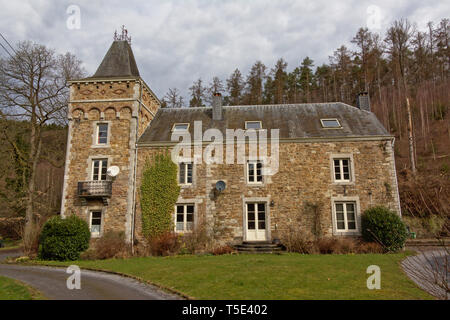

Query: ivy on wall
[140,152,180,238]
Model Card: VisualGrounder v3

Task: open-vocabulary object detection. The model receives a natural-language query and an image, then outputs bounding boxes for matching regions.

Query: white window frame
[333,158,351,182]
[171,123,190,132]
[330,154,355,185]
[174,204,195,233]
[89,210,103,238]
[247,160,263,184]
[178,162,193,185]
[91,158,108,181]
[96,123,109,145]
[331,197,361,236]
[92,121,111,147]
[245,121,262,130]
[320,118,342,129]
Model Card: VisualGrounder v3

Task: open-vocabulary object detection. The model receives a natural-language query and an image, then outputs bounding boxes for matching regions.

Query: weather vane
[114,25,131,44]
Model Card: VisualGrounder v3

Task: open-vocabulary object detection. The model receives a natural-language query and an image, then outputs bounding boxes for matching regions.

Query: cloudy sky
[0,0,448,101]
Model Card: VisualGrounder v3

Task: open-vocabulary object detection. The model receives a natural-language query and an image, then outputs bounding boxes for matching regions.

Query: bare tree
[0,41,85,254]
[163,88,184,108]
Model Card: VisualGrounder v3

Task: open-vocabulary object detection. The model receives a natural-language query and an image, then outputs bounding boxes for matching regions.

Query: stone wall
[61,78,159,243]
[135,139,400,244]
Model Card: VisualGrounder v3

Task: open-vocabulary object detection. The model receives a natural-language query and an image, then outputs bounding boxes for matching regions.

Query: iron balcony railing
[77,180,112,198]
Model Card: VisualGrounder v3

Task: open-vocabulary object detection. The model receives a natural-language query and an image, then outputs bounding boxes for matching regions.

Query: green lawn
[0,275,45,300]
[34,253,432,300]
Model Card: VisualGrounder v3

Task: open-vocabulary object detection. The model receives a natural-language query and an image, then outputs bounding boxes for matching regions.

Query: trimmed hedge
[361,206,408,252]
[39,215,90,261]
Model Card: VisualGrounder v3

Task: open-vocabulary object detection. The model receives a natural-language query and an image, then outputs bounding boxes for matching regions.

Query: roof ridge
[159,102,353,111]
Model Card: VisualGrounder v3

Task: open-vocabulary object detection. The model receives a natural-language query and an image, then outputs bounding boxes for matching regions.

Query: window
[175,204,194,232]
[245,121,262,130]
[96,123,109,144]
[333,158,351,182]
[320,119,341,128]
[172,123,189,132]
[247,202,266,230]
[334,202,357,231]
[92,159,108,181]
[90,211,102,237]
[247,160,263,183]
[179,162,193,185]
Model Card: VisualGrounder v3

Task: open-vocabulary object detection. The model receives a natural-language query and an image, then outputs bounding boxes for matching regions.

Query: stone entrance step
[234,241,285,254]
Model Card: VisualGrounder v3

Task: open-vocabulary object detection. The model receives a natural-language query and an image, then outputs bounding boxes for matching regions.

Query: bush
[361,206,408,252]
[149,232,181,256]
[211,245,236,255]
[39,215,90,261]
[81,231,129,260]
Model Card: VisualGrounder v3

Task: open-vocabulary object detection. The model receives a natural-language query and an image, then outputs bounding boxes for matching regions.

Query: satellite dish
[215,180,226,192]
[107,166,120,177]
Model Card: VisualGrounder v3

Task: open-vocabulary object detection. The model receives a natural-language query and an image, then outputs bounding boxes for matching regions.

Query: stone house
[60,40,401,246]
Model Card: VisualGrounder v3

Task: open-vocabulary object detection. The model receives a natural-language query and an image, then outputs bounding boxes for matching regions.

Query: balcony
[77,180,112,205]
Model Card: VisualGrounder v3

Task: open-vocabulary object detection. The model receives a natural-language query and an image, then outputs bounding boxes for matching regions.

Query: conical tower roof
[91,40,140,78]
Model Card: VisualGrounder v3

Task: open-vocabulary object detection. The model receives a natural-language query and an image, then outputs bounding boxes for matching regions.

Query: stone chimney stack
[356,92,370,112]
[212,92,223,120]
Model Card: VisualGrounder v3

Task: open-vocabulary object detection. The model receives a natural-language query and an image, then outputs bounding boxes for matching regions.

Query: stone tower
[60,40,160,243]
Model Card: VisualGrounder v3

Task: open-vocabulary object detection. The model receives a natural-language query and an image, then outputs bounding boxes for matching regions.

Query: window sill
[179,183,193,188]
[91,144,111,149]
[332,181,354,186]
[333,230,361,236]
[90,233,101,238]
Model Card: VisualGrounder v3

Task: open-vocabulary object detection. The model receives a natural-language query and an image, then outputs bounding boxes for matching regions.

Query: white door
[246,203,267,241]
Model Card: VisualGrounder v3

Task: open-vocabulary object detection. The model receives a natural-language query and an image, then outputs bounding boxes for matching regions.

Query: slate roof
[89,40,140,79]
[137,103,391,145]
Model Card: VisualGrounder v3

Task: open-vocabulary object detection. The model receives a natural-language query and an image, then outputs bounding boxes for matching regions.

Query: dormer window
[97,123,109,144]
[245,121,262,130]
[320,119,341,128]
[172,123,189,132]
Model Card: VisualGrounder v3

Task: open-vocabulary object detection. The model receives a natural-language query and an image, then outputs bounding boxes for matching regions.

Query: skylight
[320,119,341,128]
[172,123,189,131]
[245,121,262,130]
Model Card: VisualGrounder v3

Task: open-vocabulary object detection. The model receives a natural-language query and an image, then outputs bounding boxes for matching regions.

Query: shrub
[149,232,180,256]
[81,231,129,260]
[357,241,383,253]
[39,215,90,261]
[361,206,408,252]
[281,227,318,254]
[180,222,211,254]
[211,245,236,255]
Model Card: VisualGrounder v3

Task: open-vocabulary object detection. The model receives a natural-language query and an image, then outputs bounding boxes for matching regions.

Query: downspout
[130,81,143,254]
[390,137,402,217]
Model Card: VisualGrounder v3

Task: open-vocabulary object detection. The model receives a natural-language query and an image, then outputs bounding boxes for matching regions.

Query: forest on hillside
[0,18,448,239]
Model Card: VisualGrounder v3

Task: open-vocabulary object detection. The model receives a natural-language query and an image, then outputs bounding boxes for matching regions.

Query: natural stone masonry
[134,139,400,244]
[60,78,159,243]
[61,39,401,247]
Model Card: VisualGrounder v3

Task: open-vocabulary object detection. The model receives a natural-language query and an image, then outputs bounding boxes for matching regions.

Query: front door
[246,203,267,241]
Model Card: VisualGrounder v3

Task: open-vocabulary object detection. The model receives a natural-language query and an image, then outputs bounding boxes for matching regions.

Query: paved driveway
[401,249,449,300]
[0,249,181,300]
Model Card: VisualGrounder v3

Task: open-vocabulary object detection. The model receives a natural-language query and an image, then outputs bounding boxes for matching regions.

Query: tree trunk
[406,97,417,175]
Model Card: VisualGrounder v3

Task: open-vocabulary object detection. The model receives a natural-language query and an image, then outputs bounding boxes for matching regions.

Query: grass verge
[0,275,45,300]
[29,252,432,300]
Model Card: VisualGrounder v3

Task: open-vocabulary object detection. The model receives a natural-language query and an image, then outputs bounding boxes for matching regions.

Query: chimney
[212,92,223,120]
[356,92,370,112]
